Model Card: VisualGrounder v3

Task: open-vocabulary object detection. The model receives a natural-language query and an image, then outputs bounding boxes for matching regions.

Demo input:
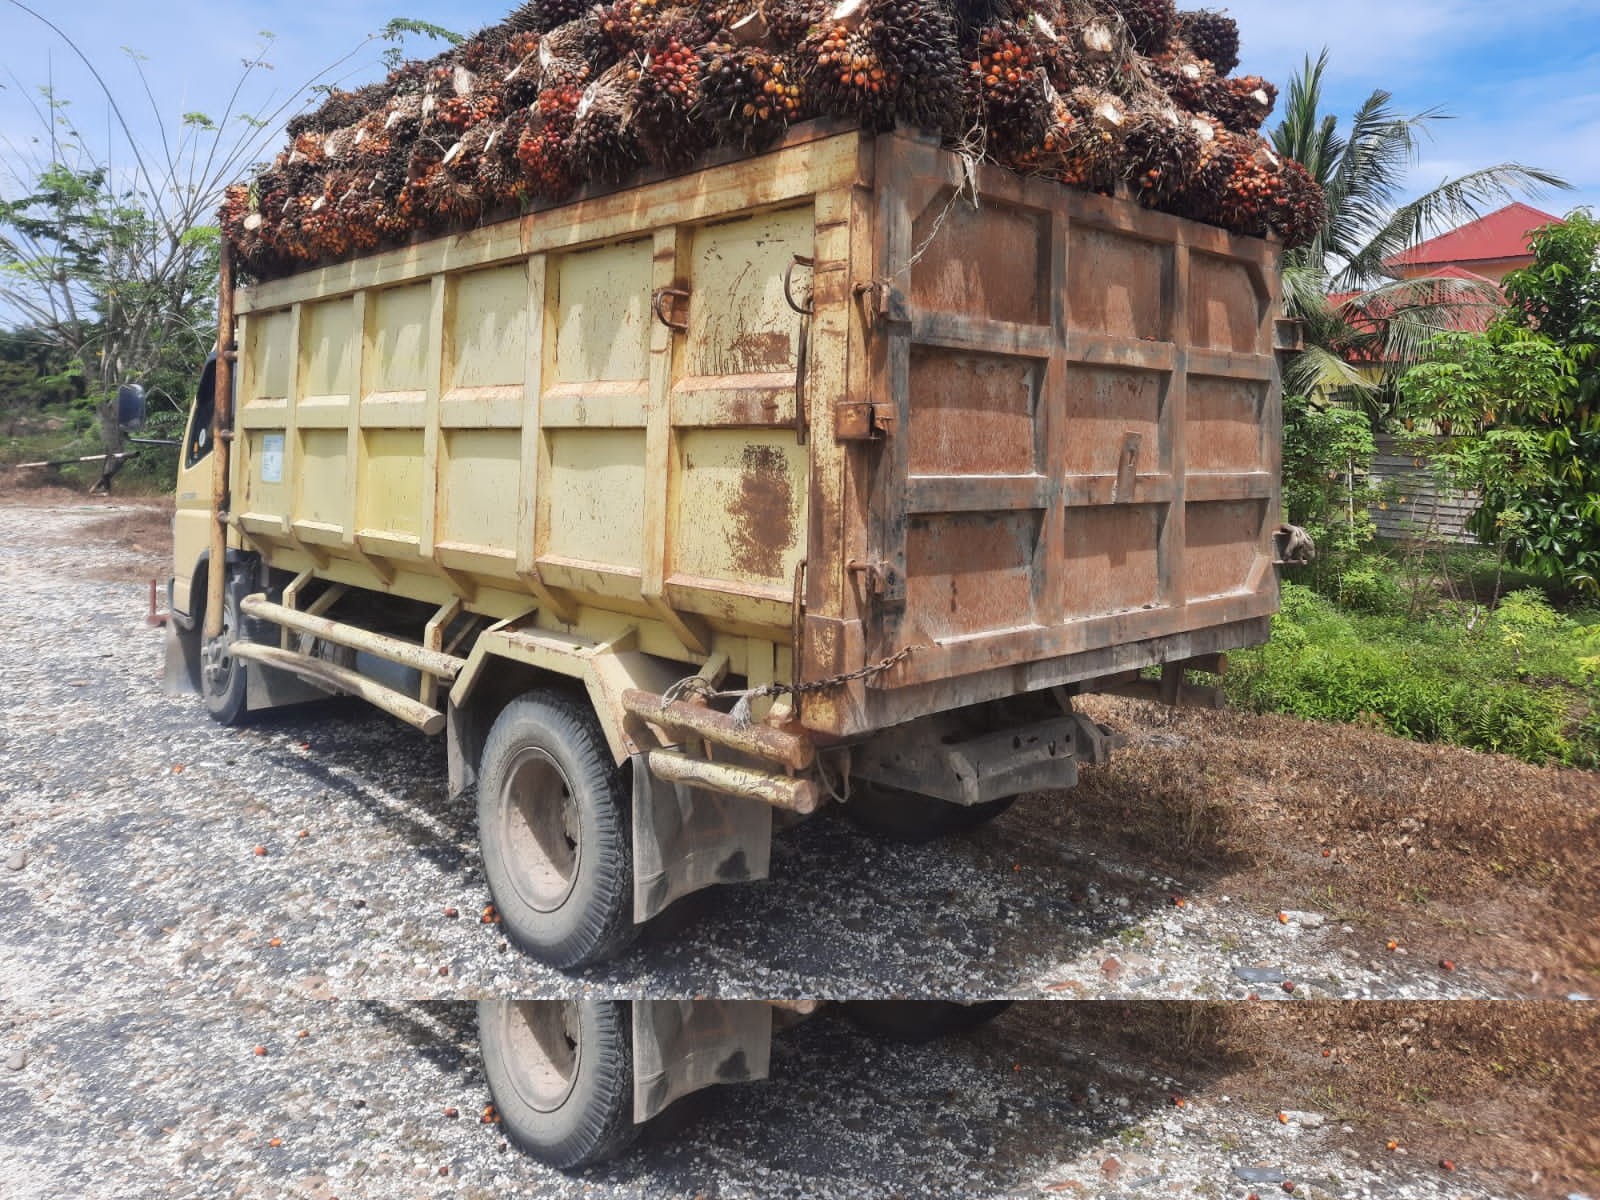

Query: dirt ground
[2,1001,1592,1199]
[1062,695,1600,996]
[3,491,1596,1003]
[1,488,1596,1197]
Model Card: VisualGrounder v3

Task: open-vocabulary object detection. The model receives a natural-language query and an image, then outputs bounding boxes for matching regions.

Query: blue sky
[2,0,1597,235]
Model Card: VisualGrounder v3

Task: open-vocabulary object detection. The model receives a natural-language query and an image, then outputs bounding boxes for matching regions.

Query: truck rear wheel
[200,580,249,726]
[844,784,1016,843]
[841,1001,1012,1042]
[478,1000,640,1168]
[477,690,637,968]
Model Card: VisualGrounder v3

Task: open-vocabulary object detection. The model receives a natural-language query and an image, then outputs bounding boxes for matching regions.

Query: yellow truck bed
[222,122,1285,742]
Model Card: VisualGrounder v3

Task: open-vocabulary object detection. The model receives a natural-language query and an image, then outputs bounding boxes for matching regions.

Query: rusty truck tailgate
[828,136,1283,731]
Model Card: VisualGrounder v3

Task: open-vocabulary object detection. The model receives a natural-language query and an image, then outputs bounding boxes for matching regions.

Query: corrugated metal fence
[1370,435,1482,544]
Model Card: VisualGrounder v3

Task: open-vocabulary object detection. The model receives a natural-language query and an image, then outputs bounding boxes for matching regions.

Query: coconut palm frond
[1282,341,1372,399]
[1336,163,1572,288]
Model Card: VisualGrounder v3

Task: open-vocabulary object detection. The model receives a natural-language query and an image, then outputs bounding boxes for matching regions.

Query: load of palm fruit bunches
[220,0,1324,280]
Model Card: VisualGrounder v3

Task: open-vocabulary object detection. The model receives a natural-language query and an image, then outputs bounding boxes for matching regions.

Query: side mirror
[116,383,148,433]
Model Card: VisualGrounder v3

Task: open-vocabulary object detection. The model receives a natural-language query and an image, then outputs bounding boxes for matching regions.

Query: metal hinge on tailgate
[835,399,896,441]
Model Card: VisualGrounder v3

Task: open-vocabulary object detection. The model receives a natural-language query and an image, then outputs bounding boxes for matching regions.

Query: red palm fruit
[632,33,710,170]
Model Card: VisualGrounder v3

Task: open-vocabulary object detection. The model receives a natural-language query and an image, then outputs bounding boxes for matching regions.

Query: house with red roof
[1383,201,1563,284]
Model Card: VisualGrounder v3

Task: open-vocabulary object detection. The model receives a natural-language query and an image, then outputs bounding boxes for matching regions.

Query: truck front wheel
[477,690,637,967]
[478,1000,640,1168]
[200,581,249,725]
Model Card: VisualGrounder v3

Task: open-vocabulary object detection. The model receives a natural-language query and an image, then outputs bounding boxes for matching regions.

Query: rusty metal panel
[905,349,1038,476]
[684,208,811,377]
[850,134,1283,730]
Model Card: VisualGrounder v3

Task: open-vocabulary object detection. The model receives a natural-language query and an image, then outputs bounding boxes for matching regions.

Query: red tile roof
[1384,202,1564,269]
[1328,267,1505,363]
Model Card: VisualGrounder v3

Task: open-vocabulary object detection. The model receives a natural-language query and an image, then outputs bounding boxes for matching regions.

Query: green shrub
[1335,562,1407,614]
[1229,583,1600,766]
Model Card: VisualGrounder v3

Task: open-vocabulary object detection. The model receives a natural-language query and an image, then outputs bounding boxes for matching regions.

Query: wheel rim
[201,594,238,698]
[498,1001,582,1113]
[497,746,581,912]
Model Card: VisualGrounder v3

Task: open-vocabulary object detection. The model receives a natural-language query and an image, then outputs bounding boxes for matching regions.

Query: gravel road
[0,502,1550,1001]
[0,1001,1542,1200]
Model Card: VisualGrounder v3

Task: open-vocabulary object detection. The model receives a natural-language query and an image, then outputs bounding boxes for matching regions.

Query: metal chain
[660,645,920,718]
[759,643,918,698]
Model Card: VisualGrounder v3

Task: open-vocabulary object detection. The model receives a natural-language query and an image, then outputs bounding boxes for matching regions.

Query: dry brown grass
[1229,1003,1599,1195]
[1045,1001,1598,1197]
[1056,697,1600,987]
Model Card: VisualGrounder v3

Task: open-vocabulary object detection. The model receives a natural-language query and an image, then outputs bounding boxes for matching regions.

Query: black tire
[478,1000,640,1168]
[477,690,638,968]
[200,577,249,726]
[841,1001,1013,1042]
[844,784,1017,843]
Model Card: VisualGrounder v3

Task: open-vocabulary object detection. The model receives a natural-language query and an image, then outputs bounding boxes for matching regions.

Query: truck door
[171,354,224,618]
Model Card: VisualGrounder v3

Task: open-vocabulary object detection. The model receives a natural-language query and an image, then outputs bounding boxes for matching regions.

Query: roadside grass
[1224,582,1600,768]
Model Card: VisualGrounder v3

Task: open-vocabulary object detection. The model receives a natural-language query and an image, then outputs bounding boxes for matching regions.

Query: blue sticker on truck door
[260,433,285,483]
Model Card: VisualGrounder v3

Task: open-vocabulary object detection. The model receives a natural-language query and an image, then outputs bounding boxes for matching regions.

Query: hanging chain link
[661,645,919,714]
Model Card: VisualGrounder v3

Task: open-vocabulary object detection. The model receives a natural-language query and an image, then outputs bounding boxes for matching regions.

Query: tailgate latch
[835,399,896,441]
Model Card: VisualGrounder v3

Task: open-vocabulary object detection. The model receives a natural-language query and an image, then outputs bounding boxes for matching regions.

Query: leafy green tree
[0,4,456,488]
[1398,211,1600,593]
[1271,51,1568,409]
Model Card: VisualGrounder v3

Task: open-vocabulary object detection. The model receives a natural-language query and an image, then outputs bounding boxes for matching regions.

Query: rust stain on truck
[730,443,795,580]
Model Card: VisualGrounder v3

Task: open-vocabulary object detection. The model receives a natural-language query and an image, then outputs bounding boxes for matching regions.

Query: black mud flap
[631,1001,773,1122]
[630,754,772,922]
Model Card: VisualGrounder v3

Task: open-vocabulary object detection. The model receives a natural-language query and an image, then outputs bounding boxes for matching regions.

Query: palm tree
[1270,51,1569,407]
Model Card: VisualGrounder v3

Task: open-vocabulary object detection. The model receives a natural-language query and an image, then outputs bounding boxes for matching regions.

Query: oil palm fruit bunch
[385,60,433,96]
[699,42,806,151]
[949,0,1015,45]
[868,0,965,133]
[1268,157,1324,249]
[968,27,1053,162]
[439,89,505,132]
[1173,8,1238,74]
[1119,104,1199,204]
[1209,74,1275,133]
[569,63,644,183]
[800,20,900,130]
[1005,85,1075,176]
[480,110,533,204]
[456,26,516,73]
[517,84,583,198]
[1097,0,1173,55]
[507,0,594,34]
[1148,44,1212,109]
[1161,113,1231,221]
[1058,84,1125,186]
[762,0,831,45]
[285,83,388,139]
[1212,132,1287,237]
[539,14,614,89]
[502,32,546,106]
[632,31,710,169]
[598,0,664,55]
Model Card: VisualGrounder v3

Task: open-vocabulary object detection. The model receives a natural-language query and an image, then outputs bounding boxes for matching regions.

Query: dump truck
[475,999,1009,1166]
[160,123,1303,969]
